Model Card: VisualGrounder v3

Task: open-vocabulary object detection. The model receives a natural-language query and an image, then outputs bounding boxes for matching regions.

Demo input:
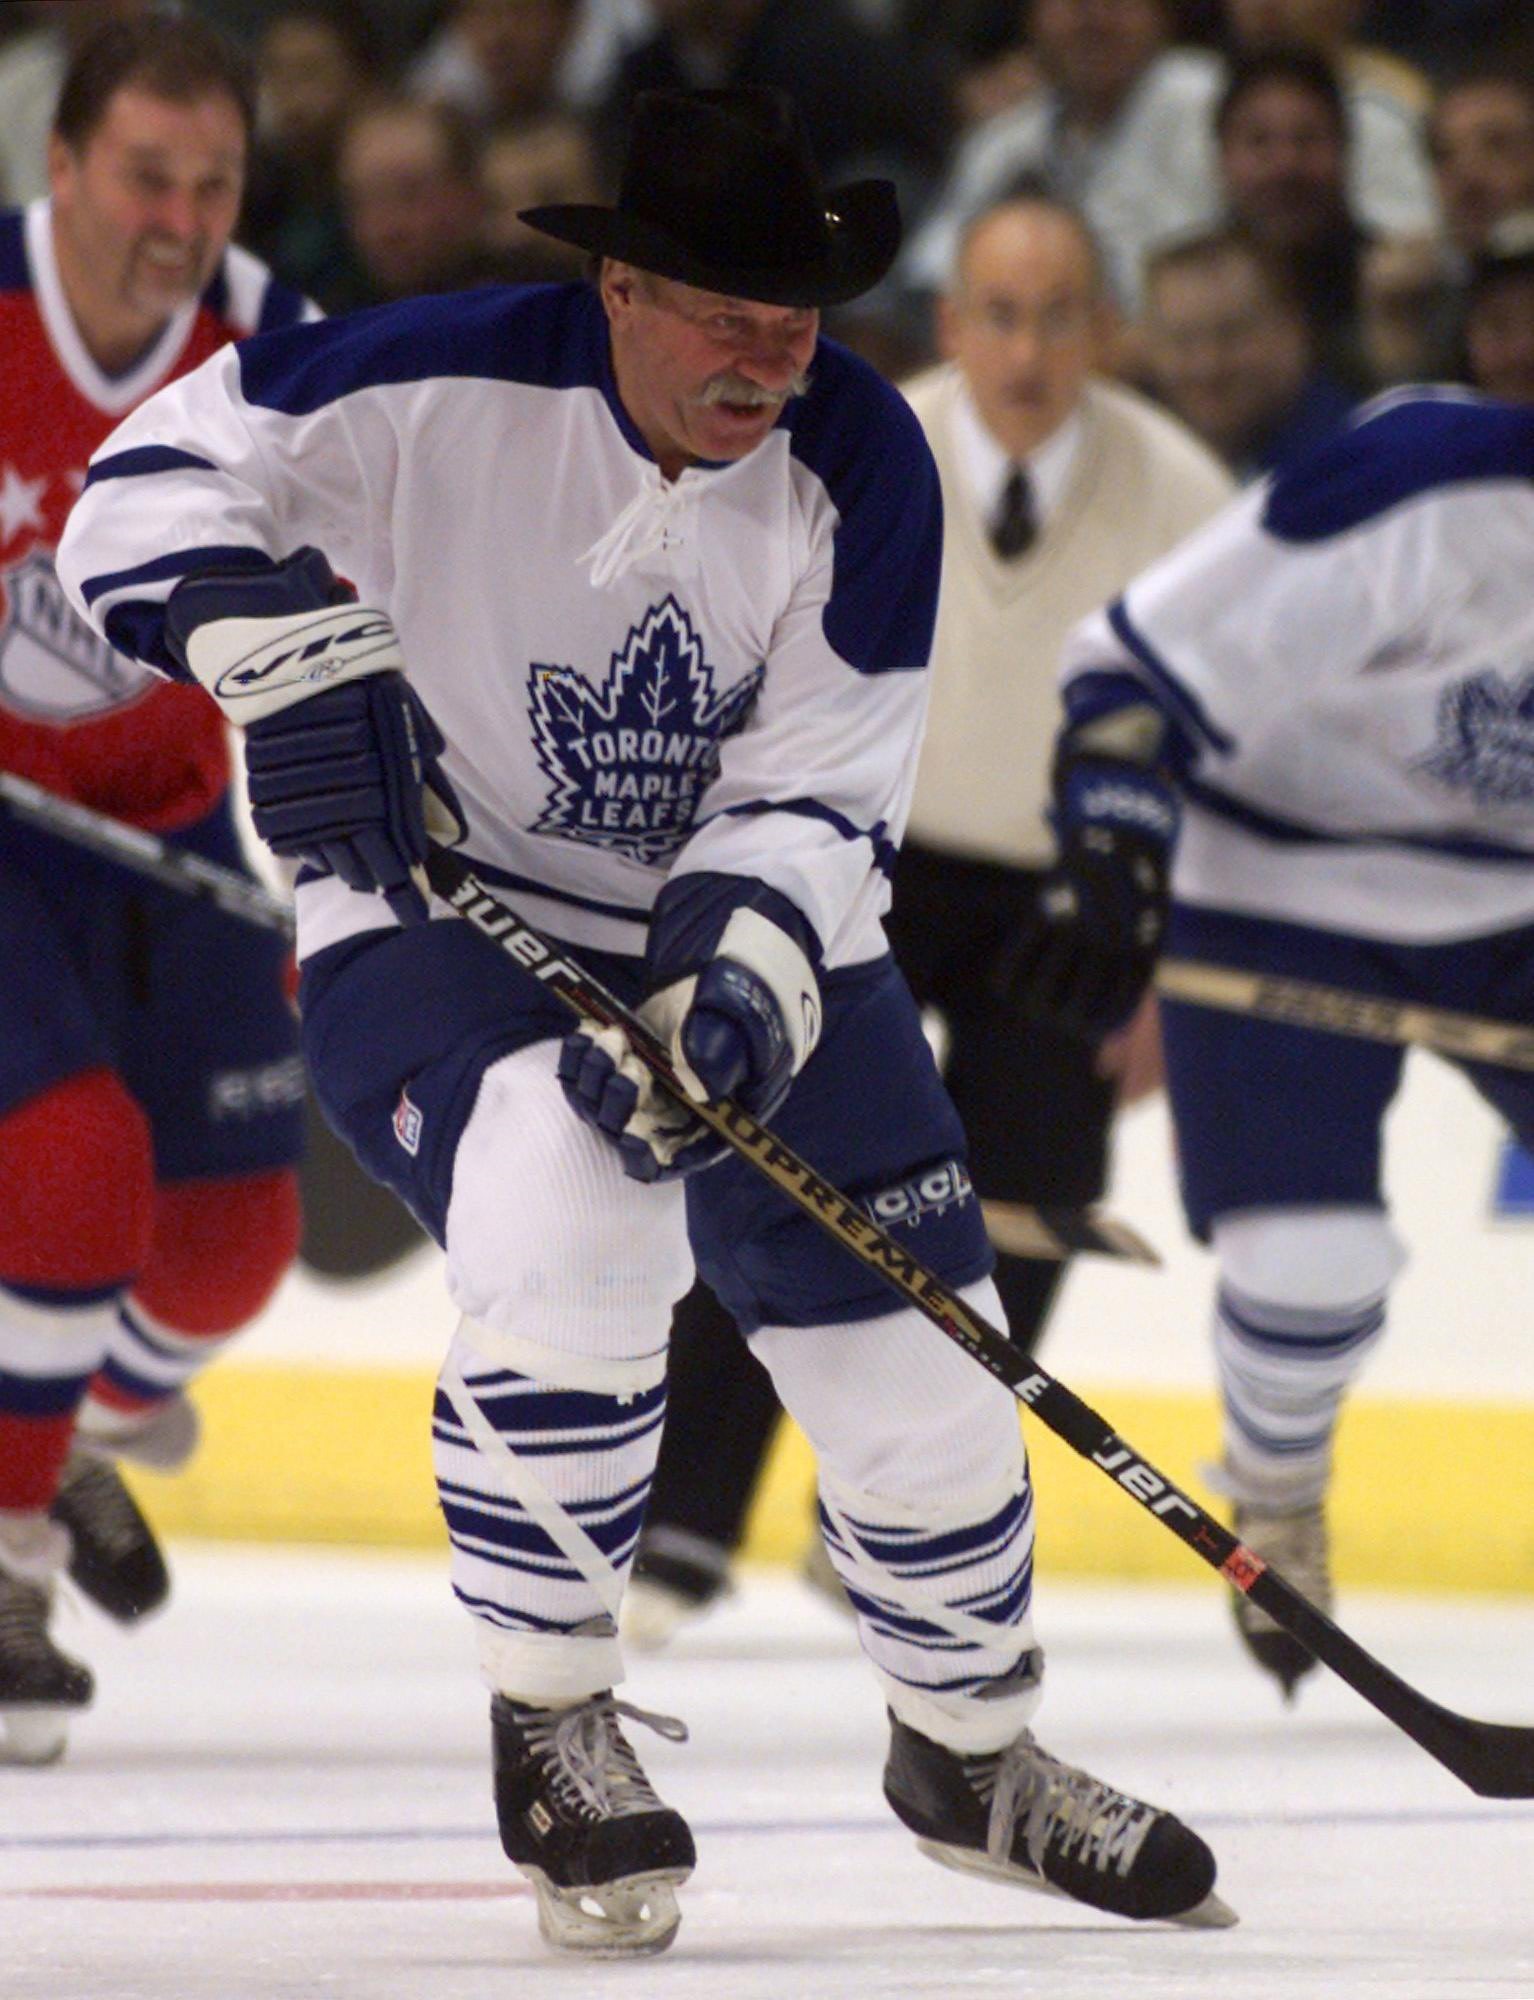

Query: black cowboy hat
[519,87,901,310]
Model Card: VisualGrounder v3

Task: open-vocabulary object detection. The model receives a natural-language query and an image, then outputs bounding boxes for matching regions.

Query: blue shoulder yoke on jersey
[237,281,602,414]
[781,338,943,677]
[1262,394,1534,544]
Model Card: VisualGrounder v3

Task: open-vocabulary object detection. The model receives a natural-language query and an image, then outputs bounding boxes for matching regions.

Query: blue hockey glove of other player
[997,741,1178,1041]
[165,547,465,925]
[559,905,822,1184]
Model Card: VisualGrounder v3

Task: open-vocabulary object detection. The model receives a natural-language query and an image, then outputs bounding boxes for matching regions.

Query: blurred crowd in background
[2,0,1531,480]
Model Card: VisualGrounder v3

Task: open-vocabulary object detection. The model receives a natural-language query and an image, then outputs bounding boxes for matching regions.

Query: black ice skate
[884,1714,1236,1927]
[492,1690,696,1955]
[1231,1499,1331,1700]
[0,1522,94,1765]
[52,1454,170,1625]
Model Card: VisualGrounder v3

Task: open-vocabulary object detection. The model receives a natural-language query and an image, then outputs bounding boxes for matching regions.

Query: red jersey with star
[0,201,312,830]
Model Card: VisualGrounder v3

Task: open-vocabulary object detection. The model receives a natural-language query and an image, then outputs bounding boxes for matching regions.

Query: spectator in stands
[240,0,376,312]
[1222,0,1438,234]
[409,0,645,121]
[479,110,605,280]
[1216,46,1373,385]
[337,96,502,304]
[901,0,1223,315]
[1355,232,1458,385]
[1462,208,1534,403]
[1142,226,1355,476]
[1428,72,1534,262]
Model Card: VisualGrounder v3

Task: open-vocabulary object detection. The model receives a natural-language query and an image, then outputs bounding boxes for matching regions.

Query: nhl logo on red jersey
[0,549,151,720]
[393,1087,424,1157]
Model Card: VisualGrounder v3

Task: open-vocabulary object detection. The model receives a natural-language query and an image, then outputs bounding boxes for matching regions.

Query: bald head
[941,199,1110,458]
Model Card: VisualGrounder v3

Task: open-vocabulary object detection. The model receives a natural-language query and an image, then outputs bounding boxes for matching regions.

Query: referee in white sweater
[626,192,1233,1639]
[893,191,1233,1355]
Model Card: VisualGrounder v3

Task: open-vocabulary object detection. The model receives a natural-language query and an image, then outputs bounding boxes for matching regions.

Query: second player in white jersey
[1061,389,1534,943]
[1017,387,1534,1699]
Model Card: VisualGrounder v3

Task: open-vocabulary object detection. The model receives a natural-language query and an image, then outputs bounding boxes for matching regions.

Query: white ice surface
[3,1549,1532,2000]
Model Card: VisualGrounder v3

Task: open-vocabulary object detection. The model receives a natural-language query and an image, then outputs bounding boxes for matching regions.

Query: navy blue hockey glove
[165,547,466,925]
[559,904,822,1184]
[997,745,1178,1040]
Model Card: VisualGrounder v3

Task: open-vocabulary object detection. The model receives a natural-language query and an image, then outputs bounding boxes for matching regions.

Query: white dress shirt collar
[951,377,1086,532]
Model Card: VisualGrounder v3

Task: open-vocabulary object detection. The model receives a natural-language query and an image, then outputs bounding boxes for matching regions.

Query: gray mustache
[701,369,813,408]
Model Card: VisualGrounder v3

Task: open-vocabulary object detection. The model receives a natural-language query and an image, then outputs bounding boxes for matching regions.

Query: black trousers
[643,841,1118,1556]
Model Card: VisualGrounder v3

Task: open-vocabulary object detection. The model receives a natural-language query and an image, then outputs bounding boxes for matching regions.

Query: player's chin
[133,252,211,309]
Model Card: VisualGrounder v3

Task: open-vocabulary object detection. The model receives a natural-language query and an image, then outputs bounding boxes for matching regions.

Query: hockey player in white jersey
[1007,386,1534,1695]
[58,88,1229,1953]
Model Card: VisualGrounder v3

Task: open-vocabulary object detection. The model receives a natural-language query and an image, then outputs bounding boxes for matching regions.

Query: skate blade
[0,1706,72,1766]
[524,1866,690,1956]
[914,1837,1239,1930]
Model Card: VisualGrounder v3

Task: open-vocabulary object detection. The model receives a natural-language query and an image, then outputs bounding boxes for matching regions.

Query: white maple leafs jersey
[1060,392,1534,942]
[58,283,942,968]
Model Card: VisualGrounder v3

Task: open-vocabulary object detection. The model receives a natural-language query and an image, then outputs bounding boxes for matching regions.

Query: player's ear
[600,260,642,320]
[47,131,79,205]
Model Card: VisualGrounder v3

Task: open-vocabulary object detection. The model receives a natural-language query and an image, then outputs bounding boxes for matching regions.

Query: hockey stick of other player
[1156,957,1534,1073]
[982,1199,1159,1267]
[426,844,1534,1800]
[0,769,295,937]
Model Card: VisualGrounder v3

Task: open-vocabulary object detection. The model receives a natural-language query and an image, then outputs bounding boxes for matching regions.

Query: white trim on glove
[713,905,822,1071]
[639,906,820,1105]
[183,604,406,724]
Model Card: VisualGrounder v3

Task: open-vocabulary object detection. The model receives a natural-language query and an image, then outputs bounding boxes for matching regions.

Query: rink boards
[129,1046,1533,1599]
[127,1362,1534,1597]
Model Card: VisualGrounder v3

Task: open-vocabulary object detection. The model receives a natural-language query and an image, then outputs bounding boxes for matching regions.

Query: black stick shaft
[427,846,1534,1801]
[0,770,294,937]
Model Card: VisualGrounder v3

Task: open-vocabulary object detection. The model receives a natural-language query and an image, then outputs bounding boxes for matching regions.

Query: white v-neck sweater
[902,365,1233,866]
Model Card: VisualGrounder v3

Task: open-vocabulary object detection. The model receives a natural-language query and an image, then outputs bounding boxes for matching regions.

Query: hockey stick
[1156,957,1534,1073]
[426,844,1534,1799]
[0,770,295,937]
[981,1199,1159,1267]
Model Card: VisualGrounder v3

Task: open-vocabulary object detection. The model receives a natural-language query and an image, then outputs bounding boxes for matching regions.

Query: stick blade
[981,1201,1161,1265]
[1423,1712,1534,1800]
[1248,1564,1534,1799]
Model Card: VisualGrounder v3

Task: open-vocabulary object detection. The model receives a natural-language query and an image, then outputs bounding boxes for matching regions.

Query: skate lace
[530,1697,688,1823]
[984,1735,1157,1880]
[0,1573,58,1670]
[59,1459,144,1559]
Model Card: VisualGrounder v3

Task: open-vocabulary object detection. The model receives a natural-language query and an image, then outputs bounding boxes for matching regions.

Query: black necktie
[990,463,1037,561]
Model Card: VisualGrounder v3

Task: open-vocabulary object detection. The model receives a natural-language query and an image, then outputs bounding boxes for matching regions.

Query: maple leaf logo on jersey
[529,595,763,864]
[1415,668,1534,807]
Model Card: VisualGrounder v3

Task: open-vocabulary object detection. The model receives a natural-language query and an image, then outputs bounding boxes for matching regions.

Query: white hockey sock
[0,1285,116,1503]
[817,1461,1042,1752]
[434,1318,667,1705]
[75,1295,227,1444]
[1215,1281,1388,1507]
[753,1281,1043,1754]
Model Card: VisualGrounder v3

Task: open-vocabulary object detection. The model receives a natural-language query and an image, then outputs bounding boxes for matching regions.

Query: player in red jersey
[0,14,309,1763]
